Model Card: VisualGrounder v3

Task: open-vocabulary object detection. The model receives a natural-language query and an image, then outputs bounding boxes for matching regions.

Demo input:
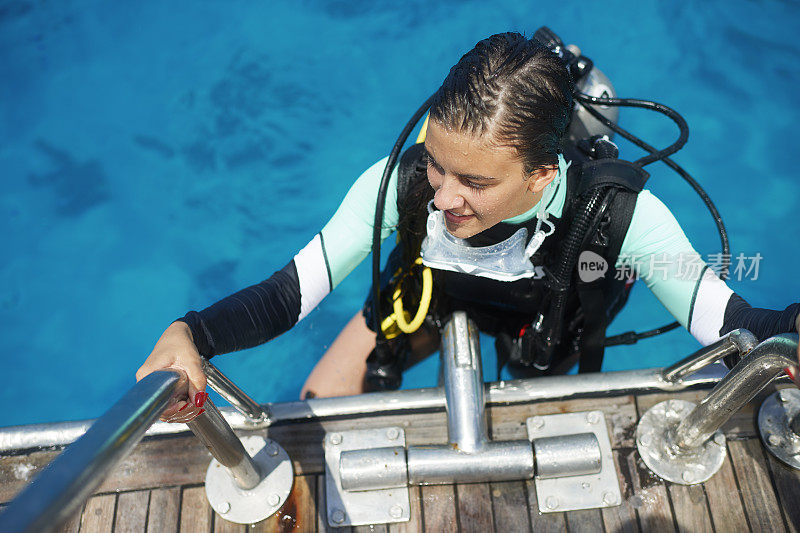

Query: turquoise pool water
[2,1,799,427]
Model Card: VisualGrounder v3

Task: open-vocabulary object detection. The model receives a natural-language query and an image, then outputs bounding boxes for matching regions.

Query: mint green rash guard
[320,157,707,336]
[178,157,799,361]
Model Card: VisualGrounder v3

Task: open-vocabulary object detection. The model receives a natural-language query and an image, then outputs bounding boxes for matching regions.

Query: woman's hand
[136,321,209,423]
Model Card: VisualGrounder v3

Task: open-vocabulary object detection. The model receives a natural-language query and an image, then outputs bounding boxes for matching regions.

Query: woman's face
[424,120,557,239]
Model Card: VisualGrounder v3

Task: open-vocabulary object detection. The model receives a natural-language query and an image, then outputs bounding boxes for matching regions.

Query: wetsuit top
[179,157,800,359]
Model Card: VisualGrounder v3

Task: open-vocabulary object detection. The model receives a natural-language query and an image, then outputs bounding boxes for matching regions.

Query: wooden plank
[0,436,213,503]
[493,394,637,448]
[147,487,180,533]
[354,526,386,533]
[252,474,317,532]
[455,483,494,532]
[666,484,712,533]
[180,486,212,533]
[765,451,800,533]
[624,448,675,532]
[388,485,423,533]
[79,494,116,533]
[524,479,566,533]
[701,453,748,533]
[317,475,351,533]
[114,491,150,533]
[57,504,85,533]
[601,450,639,533]
[490,481,531,532]
[213,514,245,533]
[728,439,787,533]
[565,510,602,533]
[420,484,458,532]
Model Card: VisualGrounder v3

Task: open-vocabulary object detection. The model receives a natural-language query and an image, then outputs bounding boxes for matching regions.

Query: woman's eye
[464,180,486,191]
[427,159,443,174]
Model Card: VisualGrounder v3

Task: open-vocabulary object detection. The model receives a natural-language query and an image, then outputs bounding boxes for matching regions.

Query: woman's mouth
[444,210,474,224]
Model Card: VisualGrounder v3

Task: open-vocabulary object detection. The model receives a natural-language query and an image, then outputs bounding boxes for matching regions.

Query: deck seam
[415,485,425,532]
[755,438,791,532]
[521,479,534,533]
[725,445,754,533]
[141,490,152,533]
[108,493,120,533]
[452,484,463,533]
[700,484,717,533]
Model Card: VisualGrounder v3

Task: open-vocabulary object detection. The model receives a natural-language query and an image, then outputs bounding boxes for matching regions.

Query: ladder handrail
[0,371,183,533]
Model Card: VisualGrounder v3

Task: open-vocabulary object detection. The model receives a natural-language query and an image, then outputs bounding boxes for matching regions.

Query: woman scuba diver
[136,31,800,422]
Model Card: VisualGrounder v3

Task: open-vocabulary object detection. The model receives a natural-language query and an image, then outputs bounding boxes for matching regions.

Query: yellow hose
[380,258,433,337]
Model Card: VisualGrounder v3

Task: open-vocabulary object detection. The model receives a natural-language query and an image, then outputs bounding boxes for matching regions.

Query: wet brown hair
[429,32,574,175]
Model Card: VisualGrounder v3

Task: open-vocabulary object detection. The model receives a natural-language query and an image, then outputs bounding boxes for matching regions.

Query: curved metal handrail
[0,371,182,533]
[673,333,799,450]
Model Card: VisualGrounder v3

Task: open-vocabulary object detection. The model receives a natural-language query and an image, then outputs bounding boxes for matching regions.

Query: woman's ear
[526,166,558,194]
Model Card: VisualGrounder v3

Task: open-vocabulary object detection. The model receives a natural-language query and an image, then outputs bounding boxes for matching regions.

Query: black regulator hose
[574,93,689,167]
[371,94,436,340]
[575,94,732,346]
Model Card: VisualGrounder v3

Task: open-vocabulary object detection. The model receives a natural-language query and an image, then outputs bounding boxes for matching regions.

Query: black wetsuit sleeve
[719,294,800,341]
[175,261,302,358]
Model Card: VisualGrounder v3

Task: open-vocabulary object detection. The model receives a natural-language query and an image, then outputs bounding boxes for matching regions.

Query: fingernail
[785,366,796,382]
[194,392,207,408]
[178,403,188,412]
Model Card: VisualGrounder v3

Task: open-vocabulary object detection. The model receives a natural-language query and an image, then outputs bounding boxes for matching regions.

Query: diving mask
[420,200,556,282]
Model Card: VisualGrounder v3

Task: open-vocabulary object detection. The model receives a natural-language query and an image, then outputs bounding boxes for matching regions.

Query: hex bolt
[331,509,346,524]
[603,491,617,505]
[586,412,601,425]
[768,434,782,447]
[682,471,693,483]
[531,417,544,430]
[267,443,279,456]
[220,501,231,514]
[386,428,400,441]
[581,482,591,490]
[330,433,342,445]
[546,496,559,510]
[389,505,403,518]
[268,494,281,507]
[638,433,652,447]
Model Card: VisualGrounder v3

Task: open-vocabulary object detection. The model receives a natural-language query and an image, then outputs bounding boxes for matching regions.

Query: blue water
[2,1,799,427]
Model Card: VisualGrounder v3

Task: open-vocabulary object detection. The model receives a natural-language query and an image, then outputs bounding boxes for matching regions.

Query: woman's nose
[433,177,465,211]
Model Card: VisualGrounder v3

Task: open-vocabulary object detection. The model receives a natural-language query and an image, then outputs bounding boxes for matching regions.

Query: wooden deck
[2,387,799,532]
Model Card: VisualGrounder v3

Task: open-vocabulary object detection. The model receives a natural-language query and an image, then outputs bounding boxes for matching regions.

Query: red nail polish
[198,409,205,416]
[195,392,207,408]
[786,366,796,381]
[178,403,188,412]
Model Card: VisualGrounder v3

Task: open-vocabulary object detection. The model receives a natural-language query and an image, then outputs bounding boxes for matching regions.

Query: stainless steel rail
[0,371,182,533]
[0,363,731,454]
[187,399,262,490]
[203,359,270,424]
[661,329,758,383]
[673,333,799,450]
[0,367,280,532]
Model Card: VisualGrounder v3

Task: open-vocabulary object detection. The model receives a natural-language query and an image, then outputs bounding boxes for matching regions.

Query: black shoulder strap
[576,158,649,197]
[576,187,640,373]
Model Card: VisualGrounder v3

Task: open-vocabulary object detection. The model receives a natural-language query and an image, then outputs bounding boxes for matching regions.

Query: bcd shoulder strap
[573,158,649,373]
